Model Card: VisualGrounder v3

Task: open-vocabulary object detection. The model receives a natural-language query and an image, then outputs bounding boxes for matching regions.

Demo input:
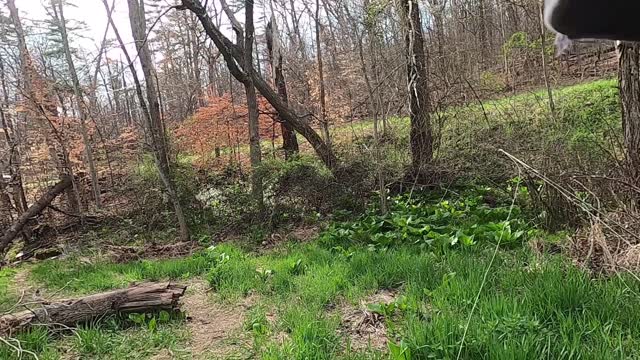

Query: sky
[15,0,151,62]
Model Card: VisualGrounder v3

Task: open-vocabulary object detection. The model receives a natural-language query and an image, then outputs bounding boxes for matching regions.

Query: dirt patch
[338,290,397,353]
[182,279,251,359]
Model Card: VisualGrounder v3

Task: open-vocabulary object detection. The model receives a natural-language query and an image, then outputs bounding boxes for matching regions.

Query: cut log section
[0,282,187,337]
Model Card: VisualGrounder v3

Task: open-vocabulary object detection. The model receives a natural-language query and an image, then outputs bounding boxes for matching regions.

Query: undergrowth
[1,80,634,359]
[4,186,640,358]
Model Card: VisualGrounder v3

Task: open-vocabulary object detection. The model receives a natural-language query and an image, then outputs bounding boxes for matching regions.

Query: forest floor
[2,79,639,359]
[3,190,640,359]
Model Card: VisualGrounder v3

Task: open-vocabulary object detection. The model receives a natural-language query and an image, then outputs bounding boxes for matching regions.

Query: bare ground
[181,279,252,359]
[338,289,397,353]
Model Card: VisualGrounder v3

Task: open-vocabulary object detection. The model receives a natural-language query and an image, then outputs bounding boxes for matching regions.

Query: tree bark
[0,54,27,214]
[101,0,151,131]
[0,176,72,255]
[243,0,264,207]
[52,0,102,209]
[315,0,331,148]
[127,0,190,242]
[0,282,186,337]
[266,18,299,159]
[619,42,640,187]
[398,0,433,175]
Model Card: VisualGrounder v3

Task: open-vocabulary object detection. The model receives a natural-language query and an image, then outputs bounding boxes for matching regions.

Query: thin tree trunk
[7,0,80,215]
[53,0,102,209]
[398,0,433,175]
[127,0,190,242]
[243,0,264,208]
[266,18,298,159]
[0,54,27,214]
[101,0,152,129]
[619,42,640,189]
[359,10,387,214]
[315,0,331,147]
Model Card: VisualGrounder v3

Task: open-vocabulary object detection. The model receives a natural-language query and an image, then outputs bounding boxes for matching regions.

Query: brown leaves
[175,94,280,163]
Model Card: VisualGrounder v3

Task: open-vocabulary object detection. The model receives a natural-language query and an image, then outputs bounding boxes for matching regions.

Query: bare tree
[266,17,299,159]
[398,0,433,175]
[243,0,264,207]
[619,42,640,189]
[127,0,190,242]
[178,0,339,172]
[7,0,81,214]
[314,0,331,147]
[51,0,102,209]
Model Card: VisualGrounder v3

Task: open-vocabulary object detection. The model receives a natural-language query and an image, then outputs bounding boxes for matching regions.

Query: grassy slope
[2,80,636,359]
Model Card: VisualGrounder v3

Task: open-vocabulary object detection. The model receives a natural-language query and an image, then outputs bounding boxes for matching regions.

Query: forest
[1,0,640,358]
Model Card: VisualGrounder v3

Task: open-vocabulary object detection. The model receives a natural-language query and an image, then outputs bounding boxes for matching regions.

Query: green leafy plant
[320,188,531,251]
[289,259,306,275]
[389,340,412,360]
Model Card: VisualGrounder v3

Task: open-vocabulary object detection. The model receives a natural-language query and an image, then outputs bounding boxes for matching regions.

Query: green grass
[0,321,188,360]
[0,268,17,313]
[5,189,640,359]
[29,253,215,295]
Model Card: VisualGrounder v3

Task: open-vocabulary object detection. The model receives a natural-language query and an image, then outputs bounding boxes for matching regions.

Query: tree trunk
[266,18,299,159]
[0,54,27,214]
[0,282,186,337]
[243,0,264,208]
[53,0,102,209]
[0,176,72,255]
[359,4,387,214]
[539,2,556,117]
[398,0,433,175]
[315,0,331,148]
[619,42,640,187]
[101,0,152,131]
[127,0,191,242]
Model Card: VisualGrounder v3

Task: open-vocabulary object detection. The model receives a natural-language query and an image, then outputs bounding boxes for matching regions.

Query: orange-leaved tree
[175,94,281,163]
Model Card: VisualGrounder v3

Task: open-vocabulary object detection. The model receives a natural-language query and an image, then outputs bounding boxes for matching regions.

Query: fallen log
[0,282,187,337]
[0,175,73,255]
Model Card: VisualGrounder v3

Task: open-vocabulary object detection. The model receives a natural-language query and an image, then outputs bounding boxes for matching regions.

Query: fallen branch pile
[0,175,73,255]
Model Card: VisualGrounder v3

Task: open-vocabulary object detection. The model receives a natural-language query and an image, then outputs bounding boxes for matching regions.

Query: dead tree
[266,18,299,159]
[0,176,72,254]
[127,0,191,242]
[51,0,102,209]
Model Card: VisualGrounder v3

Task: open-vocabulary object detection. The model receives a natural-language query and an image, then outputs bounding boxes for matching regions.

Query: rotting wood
[0,282,187,337]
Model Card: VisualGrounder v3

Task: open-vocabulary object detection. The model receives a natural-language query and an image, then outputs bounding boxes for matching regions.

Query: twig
[0,336,39,360]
